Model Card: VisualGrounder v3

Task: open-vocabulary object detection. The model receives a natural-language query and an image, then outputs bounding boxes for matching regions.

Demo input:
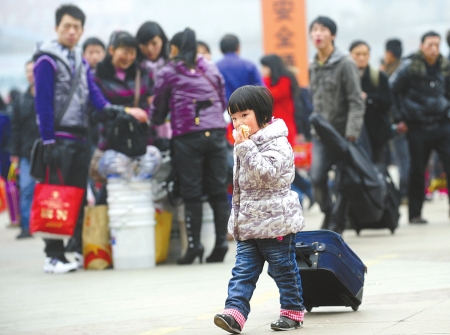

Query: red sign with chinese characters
[261,0,309,86]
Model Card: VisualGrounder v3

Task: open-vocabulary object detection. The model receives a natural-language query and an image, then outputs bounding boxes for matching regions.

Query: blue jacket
[216,53,263,102]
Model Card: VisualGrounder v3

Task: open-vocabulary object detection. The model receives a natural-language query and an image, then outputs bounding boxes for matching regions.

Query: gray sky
[1,0,450,97]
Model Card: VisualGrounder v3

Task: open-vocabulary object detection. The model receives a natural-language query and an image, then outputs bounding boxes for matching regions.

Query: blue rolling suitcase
[295,230,367,312]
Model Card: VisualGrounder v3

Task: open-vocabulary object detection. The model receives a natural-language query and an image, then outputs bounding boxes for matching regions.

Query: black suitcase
[295,230,367,312]
[350,164,400,235]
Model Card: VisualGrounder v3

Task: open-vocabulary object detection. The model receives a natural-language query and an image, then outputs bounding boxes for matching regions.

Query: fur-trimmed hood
[408,51,450,77]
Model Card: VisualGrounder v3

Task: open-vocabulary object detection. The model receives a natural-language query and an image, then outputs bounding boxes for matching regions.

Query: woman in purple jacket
[152,28,229,265]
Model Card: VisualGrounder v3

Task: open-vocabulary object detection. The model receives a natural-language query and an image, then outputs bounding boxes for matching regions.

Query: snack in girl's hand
[240,124,250,138]
[232,124,251,140]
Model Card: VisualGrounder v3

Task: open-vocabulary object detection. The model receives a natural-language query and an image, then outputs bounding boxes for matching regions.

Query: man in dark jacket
[391,31,450,224]
[309,16,365,234]
[350,40,393,163]
[34,4,147,273]
[10,60,40,239]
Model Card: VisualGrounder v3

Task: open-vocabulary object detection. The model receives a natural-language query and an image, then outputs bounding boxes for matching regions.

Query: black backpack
[106,113,148,157]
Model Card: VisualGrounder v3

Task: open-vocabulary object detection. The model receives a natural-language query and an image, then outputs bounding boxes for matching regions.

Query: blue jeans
[19,158,35,230]
[225,234,304,320]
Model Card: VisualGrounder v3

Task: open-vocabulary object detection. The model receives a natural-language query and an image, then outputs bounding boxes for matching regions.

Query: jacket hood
[34,40,83,70]
[250,118,288,145]
[311,47,347,67]
[326,48,347,65]
[171,55,209,76]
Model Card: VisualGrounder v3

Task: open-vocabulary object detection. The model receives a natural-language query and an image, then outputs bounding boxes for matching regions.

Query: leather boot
[206,194,230,263]
[178,199,204,265]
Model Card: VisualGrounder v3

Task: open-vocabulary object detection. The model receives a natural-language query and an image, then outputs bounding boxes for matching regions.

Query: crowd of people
[0,3,449,333]
[0,0,449,308]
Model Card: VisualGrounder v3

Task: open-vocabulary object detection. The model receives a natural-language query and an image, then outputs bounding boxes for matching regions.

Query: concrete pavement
[1,193,450,335]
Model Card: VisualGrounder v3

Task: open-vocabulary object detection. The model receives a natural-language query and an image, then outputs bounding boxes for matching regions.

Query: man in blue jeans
[10,60,40,239]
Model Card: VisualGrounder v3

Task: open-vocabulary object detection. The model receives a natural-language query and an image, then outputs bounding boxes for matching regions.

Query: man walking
[383,39,410,203]
[391,31,450,223]
[308,16,365,234]
[10,60,40,239]
[216,34,263,102]
[34,4,147,273]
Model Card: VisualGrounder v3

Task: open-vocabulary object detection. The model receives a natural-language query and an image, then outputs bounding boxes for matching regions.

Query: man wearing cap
[308,16,365,234]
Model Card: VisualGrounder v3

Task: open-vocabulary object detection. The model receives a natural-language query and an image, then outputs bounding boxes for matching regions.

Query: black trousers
[44,138,90,258]
[406,123,450,220]
[172,129,228,200]
[172,129,230,245]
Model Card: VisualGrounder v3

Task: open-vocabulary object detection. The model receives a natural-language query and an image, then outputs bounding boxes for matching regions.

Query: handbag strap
[134,68,141,108]
[45,167,65,185]
[54,62,83,127]
[198,69,221,97]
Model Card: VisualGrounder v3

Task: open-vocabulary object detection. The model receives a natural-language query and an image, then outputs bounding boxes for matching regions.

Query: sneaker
[43,257,78,274]
[74,252,84,269]
[409,217,428,224]
[271,316,302,331]
[214,314,241,334]
[16,229,32,239]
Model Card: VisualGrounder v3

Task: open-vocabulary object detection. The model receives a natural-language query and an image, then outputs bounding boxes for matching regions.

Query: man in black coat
[391,31,450,224]
[350,40,393,163]
[10,60,41,238]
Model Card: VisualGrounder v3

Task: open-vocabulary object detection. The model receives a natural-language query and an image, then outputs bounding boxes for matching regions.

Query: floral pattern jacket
[228,119,305,240]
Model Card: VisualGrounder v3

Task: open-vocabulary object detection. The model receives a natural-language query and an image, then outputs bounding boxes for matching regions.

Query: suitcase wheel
[355,229,361,236]
[351,305,359,311]
[305,305,313,312]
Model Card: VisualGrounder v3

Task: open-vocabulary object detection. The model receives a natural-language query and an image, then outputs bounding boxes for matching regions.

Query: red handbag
[30,169,85,239]
[293,142,312,170]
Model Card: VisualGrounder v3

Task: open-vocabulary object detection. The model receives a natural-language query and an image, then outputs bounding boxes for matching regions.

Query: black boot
[178,199,204,265]
[206,194,230,263]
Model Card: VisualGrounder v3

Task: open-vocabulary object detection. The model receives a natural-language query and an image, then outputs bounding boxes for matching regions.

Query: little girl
[214,86,305,333]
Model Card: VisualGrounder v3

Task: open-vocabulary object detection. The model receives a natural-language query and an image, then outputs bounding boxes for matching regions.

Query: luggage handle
[295,248,313,267]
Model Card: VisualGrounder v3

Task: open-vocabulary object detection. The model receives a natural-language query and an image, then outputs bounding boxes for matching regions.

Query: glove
[43,143,60,167]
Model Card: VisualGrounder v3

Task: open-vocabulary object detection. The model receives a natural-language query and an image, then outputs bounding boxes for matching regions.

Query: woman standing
[136,21,169,82]
[93,31,152,203]
[152,28,229,265]
[260,54,299,147]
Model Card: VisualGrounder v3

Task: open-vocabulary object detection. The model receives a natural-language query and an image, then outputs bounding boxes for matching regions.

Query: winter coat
[263,76,297,147]
[151,56,227,137]
[228,119,305,241]
[391,51,450,127]
[10,87,40,159]
[361,66,393,145]
[309,48,365,139]
[94,58,152,151]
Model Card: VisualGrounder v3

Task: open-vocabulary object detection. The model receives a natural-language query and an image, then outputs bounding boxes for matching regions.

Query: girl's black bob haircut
[228,85,273,128]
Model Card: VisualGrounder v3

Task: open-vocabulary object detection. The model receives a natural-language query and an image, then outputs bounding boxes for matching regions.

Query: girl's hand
[233,125,248,145]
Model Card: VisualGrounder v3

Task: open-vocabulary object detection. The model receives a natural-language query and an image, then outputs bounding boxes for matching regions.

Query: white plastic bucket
[110,219,156,270]
[106,177,156,269]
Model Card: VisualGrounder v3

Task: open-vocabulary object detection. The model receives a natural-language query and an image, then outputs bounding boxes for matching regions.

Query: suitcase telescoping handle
[295,243,316,267]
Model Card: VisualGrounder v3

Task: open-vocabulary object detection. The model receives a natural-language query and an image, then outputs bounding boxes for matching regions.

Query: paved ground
[1,192,450,335]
